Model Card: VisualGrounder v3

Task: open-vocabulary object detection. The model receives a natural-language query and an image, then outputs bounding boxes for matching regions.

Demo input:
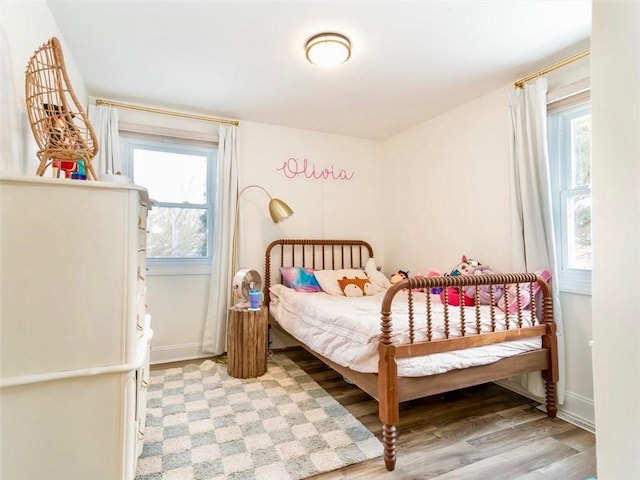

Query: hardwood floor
[278,348,597,480]
[151,349,596,479]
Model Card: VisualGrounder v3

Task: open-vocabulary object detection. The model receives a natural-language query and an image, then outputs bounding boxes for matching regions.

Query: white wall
[382,86,513,275]
[236,121,385,272]
[0,1,87,175]
[381,57,595,426]
[145,274,212,363]
[592,0,640,477]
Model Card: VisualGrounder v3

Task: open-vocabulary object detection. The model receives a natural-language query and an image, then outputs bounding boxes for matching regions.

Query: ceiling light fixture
[305,32,351,67]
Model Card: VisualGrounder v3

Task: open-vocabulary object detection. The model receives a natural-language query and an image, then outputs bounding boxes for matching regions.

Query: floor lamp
[230,184,294,302]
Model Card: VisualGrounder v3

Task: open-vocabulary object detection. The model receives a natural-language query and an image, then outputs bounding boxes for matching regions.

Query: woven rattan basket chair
[25,37,99,180]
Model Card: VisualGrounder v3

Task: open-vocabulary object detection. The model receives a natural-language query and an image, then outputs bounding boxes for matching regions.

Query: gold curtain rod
[95,99,239,126]
[513,49,590,88]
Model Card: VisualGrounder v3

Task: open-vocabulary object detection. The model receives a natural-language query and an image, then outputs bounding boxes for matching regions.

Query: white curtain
[0,26,25,175]
[88,104,121,175]
[203,124,239,354]
[509,78,566,404]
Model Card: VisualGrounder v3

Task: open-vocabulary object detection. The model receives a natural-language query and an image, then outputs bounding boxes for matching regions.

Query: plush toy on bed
[337,276,375,297]
[389,270,425,292]
[497,269,552,314]
[412,273,427,292]
[439,255,480,306]
[449,255,480,277]
[425,269,444,294]
[462,264,504,305]
[389,270,409,284]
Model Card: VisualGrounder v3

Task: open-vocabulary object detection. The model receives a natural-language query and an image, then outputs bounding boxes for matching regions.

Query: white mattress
[269,284,542,377]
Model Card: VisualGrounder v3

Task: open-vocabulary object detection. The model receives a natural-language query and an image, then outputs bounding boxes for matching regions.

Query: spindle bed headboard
[264,239,373,305]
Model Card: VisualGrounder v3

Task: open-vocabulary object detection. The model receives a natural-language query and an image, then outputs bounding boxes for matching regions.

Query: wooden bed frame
[264,239,558,471]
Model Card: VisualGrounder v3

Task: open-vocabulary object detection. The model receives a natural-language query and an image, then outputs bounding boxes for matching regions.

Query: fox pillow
[337,276,375,297]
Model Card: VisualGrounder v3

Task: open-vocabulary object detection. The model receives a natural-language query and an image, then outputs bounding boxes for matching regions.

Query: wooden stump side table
[227,306,268,378]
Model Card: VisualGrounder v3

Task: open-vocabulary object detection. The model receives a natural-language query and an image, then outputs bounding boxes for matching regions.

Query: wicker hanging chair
[25,37,99,180]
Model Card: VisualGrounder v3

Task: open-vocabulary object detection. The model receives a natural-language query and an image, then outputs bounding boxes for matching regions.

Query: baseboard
[545,405,596,434]
[150,342,212,365]
[562,391,595,425]
[496,379,595,434]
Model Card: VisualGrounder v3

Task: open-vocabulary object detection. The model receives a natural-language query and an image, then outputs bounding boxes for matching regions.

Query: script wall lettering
[276,157,355,181]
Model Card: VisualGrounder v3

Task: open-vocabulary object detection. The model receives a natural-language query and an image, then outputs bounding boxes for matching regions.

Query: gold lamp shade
[268,198,294,223]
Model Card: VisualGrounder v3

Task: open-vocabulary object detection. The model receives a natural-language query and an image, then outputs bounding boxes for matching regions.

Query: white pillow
[365,258,391,289]
[314,269,368,296]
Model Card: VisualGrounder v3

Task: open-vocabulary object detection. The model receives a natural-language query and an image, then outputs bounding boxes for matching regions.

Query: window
[548,98,591,294]
[122,134,217,274]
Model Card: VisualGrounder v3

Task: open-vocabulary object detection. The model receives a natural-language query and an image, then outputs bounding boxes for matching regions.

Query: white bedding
[269,284,542,377]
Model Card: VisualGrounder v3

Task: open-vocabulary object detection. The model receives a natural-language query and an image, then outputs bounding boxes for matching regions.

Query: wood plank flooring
[278,348,597,480]
[151,349,596,479]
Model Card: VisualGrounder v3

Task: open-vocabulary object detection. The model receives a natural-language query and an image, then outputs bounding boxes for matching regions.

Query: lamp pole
[230,185,294,305]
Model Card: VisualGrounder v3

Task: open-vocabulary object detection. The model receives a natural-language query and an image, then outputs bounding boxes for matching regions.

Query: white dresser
[0,176,153,480]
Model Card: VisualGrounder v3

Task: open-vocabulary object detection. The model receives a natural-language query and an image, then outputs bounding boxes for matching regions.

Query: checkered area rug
[135,354,382,480]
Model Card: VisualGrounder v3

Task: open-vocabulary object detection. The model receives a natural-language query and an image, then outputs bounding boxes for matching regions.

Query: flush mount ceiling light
[305,32,351,67]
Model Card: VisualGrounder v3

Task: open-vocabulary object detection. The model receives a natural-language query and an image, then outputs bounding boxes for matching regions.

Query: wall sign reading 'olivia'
[276,157,354,181]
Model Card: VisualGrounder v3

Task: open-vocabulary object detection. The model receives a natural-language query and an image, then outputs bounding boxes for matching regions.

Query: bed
[264,239,558,471]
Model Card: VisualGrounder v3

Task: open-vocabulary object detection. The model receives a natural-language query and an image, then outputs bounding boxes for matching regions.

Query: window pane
[570,114,591,188]
[133,148,207,204]
[566,194,591,269]
[147,207,208,258]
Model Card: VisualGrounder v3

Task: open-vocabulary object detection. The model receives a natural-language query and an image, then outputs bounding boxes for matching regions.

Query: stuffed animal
[425,269,444,294]
[390,270,425,292]
[439,255,480,306]
[440,286,475,306]
[412,273,426,292]
[389,270,426,292]
[390,270,409,284]
[463,265,504,304]
[337,276,375,297]
[449,255,480,277]
[497,269,552,314]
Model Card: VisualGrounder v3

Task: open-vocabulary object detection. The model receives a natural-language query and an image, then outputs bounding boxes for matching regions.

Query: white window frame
[547,92,591,295]
[121,133,217,276]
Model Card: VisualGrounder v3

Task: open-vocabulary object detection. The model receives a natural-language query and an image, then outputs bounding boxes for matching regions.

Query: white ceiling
[47,1,591,140]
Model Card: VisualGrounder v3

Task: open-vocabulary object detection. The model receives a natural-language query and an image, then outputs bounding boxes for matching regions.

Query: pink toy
[426,269,444,294]
[440,255,480,306]
[498,269,552,314]
[412,273,426,292]
[440,287,475,306]
[463,265,504,304]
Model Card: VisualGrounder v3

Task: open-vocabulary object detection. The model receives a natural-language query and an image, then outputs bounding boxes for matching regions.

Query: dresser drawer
[135,325,152,458]
[137,207,148,233]
[135,292,148,334]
